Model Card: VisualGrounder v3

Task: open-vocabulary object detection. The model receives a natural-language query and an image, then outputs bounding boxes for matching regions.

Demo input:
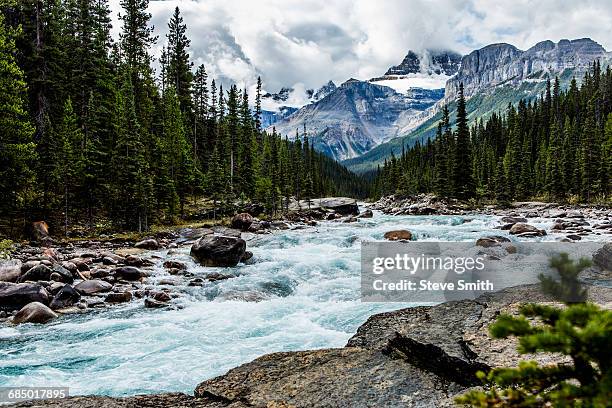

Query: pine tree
[579,101,601,201]
[0,11,37,231]
[166,6,193,115]
[545,122,564,199]
[453,83,475,199]
[110,71,152,231]
[53,98,84,234]
[457,302,611,407]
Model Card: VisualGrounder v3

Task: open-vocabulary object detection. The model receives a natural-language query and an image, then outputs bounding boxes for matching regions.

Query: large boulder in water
[135,239,159,250]
[509,223,546,237]
[190,235,246,267]
[319,198,359,215]
[12,302,57,324]
[231,213,254,231]
[0,282,49,310]
[383,230,413,241]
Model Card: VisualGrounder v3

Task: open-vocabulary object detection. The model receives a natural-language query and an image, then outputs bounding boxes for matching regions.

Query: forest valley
[0,0,367,238]
[373,66,612,203]
[1,0,611,239]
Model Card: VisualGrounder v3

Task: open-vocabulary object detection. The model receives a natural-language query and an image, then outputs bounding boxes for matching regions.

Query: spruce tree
[111,71,152,231]
[0,12,37,230]
[166,6,193,115]
[453,83,475,199]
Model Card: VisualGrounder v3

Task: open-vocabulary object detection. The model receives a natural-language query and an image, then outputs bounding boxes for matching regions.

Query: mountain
[261,106,298,128]
[385,50,461,76]
[261,81,337,127]
[268,49,459,161]
[345,38,610,173]
[269,79,443,161]
[445,38,607,100]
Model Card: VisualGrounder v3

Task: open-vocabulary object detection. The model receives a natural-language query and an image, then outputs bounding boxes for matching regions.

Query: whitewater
[0,210,597,396]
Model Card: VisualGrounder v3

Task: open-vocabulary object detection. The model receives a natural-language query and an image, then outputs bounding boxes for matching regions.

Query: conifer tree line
[0,0,366,235]
[373,64,612,203]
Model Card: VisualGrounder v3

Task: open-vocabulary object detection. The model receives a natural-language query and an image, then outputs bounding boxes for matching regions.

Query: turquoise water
[0,211,600,396]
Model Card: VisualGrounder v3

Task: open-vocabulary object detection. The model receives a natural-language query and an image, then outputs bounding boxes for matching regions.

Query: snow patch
[370,73,450,93]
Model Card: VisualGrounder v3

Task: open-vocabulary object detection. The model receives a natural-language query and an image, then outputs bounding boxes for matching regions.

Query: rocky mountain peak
[445,38,609,100]
[262,87,293,102]
[312,80,337,101]
[385,49,462,77]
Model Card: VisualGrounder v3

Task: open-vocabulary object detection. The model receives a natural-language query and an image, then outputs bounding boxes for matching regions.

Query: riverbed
[0,210,608,396]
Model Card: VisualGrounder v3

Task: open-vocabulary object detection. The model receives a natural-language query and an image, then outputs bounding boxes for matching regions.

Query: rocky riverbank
[0,198,366,325]
[9,279,611,407]
[370,194,612,240]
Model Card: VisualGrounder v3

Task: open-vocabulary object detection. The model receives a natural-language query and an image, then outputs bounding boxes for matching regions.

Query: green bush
[455,303,612,407]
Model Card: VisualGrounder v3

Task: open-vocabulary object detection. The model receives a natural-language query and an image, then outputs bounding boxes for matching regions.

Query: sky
[108,0,612,102]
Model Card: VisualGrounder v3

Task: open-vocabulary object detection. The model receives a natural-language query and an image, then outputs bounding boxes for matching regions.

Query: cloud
[108,0,612,96]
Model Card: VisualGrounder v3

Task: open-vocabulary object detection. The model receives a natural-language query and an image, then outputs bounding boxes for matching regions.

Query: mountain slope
[270,79,443,161]
[345,38,611,173]
[268,50,459,161]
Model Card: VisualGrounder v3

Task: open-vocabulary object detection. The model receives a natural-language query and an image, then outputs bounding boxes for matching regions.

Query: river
[0,209,605,396]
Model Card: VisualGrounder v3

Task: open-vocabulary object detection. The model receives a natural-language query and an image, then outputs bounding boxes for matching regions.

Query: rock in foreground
[13,284,609,407]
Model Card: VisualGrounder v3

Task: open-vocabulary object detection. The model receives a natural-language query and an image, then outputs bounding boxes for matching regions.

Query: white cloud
[108,0,612,96]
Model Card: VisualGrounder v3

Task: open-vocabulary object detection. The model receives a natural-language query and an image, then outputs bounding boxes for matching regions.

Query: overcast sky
[108,0,612,96]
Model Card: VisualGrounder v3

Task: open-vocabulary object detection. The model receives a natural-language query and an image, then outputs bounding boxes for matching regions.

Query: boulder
[12,302,57,324]
[593,243,612,271]
[476,236,511,248]
[509,223,546,236]
[163,260,187,270]
[0,282,49,310]
[319,197,359,215]
[357,209,373,218]
[135,239,159,250]
[205,272,233,282]
[71,258,91,271]
[383,230,413,241]
[61,261,78,274]
[231,213,254,231]
[144,298,169,308]
[500,216,527,224]
[112,266,146,281]
[105,291,132,303]
[90,269,110,279]
[125,255,145,267]
[151,291,171,302]
[0,260,22,282]
[18,264,52,282]
[74,279,112,295]
[51,264,74,284]
[190,235,246,267]
[241,251,253,263]
[50,285,81,309]
[20,260,40,274]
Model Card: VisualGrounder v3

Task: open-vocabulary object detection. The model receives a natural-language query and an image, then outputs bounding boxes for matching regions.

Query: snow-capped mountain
[267,49,459,160]
[345,38,611,173]
[269,78,444,161]
[261,81,339,127]
[370,50,461,94]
